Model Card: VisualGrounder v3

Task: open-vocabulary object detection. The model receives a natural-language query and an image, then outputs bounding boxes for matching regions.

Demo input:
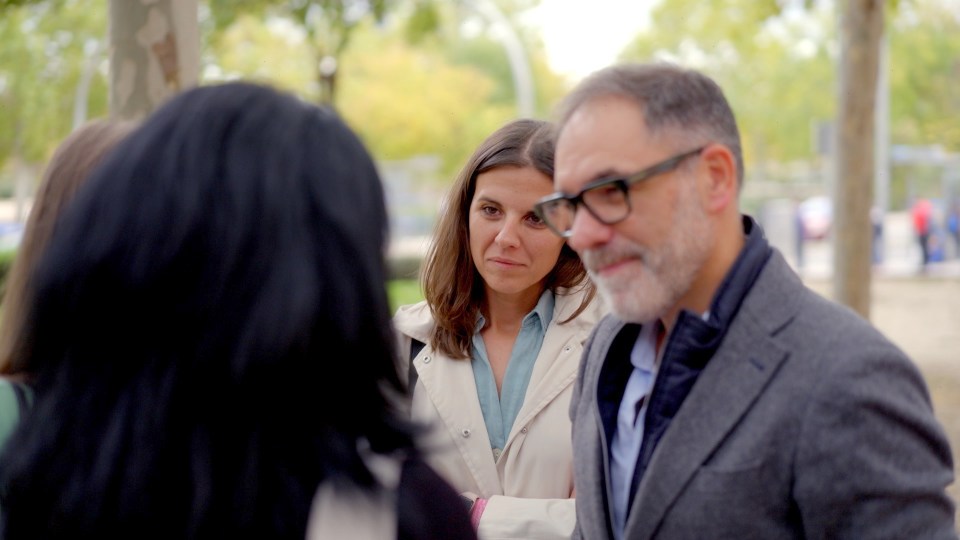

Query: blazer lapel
[626,253,800,539]
[586,319,632,540]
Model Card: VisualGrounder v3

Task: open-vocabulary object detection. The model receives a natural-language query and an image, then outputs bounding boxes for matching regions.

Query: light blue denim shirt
[471,289,554,461]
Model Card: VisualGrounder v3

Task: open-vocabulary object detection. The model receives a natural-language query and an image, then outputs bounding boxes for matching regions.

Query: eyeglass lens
[540,182,630,236]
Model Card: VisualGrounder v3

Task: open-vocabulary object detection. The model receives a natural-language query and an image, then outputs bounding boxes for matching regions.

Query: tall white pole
[470,0,536,118]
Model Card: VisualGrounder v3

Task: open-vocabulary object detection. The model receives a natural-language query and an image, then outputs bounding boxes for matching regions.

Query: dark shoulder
[745,252,898,353]
[586,315,628,356]
[396,457,476,540]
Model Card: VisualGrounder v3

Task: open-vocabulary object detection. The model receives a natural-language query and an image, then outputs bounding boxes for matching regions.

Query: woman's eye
[481,205,500,217]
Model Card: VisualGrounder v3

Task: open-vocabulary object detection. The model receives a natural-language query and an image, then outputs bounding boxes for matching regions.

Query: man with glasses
[536,63,956,539]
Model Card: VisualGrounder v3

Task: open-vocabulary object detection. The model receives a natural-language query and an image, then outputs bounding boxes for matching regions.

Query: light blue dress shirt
[610,322,659,540]
[471,290,554,460]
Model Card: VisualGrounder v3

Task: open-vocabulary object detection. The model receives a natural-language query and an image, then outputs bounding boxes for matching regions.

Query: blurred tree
[108,0,200,120]
[207,15,513,177]
[889,0,960,150]
[1,0,200,121]
[334,0,565,172]
[443,33,567,118]
[207,1,561,177]
[621,0,958,168]
[0,1,110,161]
[619,0,835,167]
[0,1,110,216]
[619,0,956,319]
[208,0,434,105]
[210,14,317,96]
[433,0,551,117]
[337,24,514,176]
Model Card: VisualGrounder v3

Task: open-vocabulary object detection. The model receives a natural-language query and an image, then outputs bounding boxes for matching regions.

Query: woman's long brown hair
[0,119,135,375]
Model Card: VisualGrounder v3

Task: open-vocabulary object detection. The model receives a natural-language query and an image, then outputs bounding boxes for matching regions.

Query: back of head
[557,63,744,187]
[0,82,411,539]
[0,119,135,375]
[422,118,591,359]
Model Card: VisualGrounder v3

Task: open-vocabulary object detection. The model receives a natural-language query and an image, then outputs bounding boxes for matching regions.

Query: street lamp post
[468,0,536,118]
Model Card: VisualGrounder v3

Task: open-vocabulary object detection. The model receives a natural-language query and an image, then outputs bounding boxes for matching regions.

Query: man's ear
[698,144,738,214]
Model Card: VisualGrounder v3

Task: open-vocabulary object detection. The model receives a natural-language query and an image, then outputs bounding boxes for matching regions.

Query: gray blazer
[571,251,956,539]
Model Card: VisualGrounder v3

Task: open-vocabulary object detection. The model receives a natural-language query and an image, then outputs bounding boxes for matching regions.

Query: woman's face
[468,165,565,306]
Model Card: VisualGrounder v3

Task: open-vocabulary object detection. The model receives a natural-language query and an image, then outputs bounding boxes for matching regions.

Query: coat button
[422,356,431,364]
[520,427,528,434]
[564,346,571,352]
[461,429,471,438]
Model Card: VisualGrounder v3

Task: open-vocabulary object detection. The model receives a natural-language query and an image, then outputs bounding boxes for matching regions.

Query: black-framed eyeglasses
[533,147,705,238]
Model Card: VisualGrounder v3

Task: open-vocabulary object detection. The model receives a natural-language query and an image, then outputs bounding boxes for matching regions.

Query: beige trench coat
[394,287,603,540]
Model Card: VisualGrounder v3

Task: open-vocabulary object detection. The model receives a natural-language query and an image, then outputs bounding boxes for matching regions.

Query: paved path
[805,274,960,372]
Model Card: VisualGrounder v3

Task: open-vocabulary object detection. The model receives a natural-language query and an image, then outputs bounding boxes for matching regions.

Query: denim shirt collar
[475,289,555,334]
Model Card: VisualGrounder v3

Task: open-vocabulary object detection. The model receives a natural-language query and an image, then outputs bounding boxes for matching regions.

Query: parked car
[798,196,832,241]
[0,221,24,251]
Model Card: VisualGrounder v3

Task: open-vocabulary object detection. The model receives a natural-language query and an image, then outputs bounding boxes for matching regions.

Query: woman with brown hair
[394,118,603,539]
[0,119,135,448]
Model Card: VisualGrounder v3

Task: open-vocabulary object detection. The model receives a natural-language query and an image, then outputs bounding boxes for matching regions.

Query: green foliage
[336,24,514,176]
[206,14,519,178]
[209,0,393,35]
[619,0,960,169]
[0,249,16,300]
[620,0,837,165]
[888,0,960,150]
[388,278,423,311]
[388,255,422,281]
[0,1,109,171]
[207,0,413,105]
[404,0,442,43]
[3,0,556,183]
[447,37,516,105]
[0,0,62,9]
[212,14,319,97]
[438,29,567,118]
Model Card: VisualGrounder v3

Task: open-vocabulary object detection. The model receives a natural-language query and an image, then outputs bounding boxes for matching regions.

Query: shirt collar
[526,289,555,331]
[475,289,555,333]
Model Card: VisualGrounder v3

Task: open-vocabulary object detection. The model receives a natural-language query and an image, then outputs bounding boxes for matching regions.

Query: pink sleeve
[469,497,488,530]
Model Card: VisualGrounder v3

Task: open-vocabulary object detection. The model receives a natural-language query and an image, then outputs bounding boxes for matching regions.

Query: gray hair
[556,63,744,187]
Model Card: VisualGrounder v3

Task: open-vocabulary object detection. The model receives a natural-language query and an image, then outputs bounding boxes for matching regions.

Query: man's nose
[567,207,613,253]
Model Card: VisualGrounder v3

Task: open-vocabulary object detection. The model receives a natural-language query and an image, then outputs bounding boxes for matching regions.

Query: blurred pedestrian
[912,198,933,269]
[0,82,474,540]
[794,200,805,270]
[394,118,603,539]
[948,200,959,258]
[871,205,884,266]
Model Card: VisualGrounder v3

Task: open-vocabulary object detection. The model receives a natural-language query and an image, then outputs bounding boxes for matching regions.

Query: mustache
[581,242,646,272]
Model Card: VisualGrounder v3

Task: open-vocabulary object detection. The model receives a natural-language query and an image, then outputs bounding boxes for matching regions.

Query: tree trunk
[109,0,200,120]
[833,0,884,319]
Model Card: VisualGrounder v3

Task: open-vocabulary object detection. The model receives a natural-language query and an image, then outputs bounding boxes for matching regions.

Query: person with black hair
[0,82,475,540]
[0,120,135,457]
